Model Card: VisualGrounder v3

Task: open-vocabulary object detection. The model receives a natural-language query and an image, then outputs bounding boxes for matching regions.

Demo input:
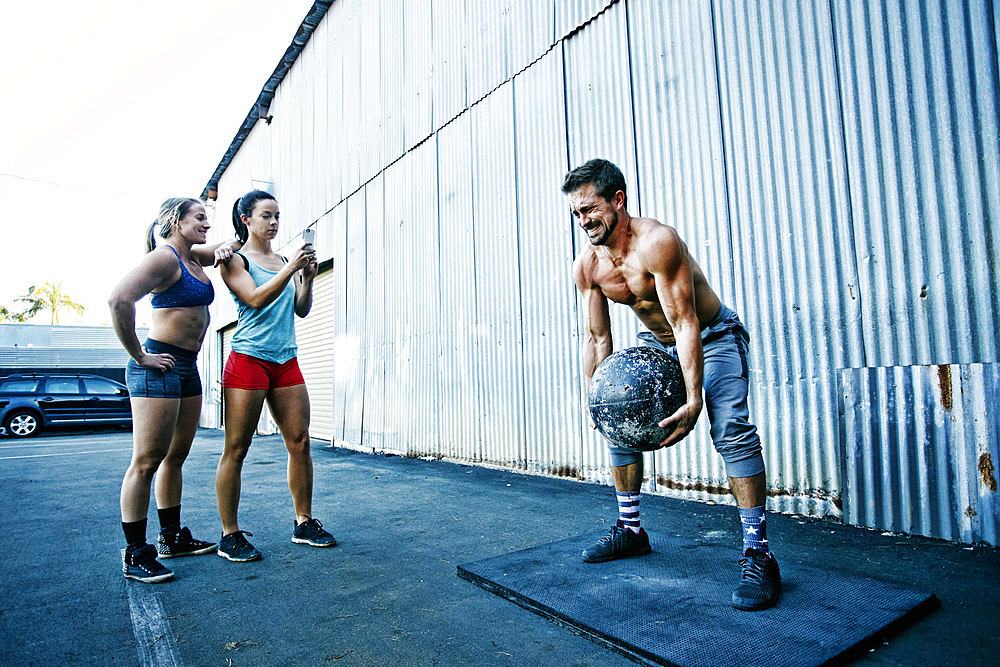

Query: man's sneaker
[157,526,216,558]
[291,518,337,547]
[122,544,174,583]
[732,548,781,611]
[217,531,262,562]
[582,520,652,563]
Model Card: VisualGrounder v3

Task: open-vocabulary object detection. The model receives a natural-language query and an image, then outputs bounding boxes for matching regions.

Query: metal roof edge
[200,1,334,200]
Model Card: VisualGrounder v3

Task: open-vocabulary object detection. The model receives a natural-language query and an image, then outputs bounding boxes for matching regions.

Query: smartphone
[302,227,315,246]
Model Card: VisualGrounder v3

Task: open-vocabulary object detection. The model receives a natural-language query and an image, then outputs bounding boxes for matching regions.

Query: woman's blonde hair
[145,197,201,253]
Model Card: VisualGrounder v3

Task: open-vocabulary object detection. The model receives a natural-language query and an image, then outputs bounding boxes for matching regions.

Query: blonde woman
[109,197,239,582]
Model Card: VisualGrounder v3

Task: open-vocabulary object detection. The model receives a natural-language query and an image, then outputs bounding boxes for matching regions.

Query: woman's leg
[216,387,268,535]
[266,384,312,522]
[154,394,202,511]
[121,397,180,525]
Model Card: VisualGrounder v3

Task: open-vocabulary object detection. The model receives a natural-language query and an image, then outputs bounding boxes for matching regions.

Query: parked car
[0,373,132,438]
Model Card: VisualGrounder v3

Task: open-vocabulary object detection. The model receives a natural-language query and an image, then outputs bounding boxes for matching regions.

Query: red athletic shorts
[223,351,305,390]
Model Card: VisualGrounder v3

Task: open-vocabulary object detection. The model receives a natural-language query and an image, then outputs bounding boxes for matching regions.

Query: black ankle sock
[157,505,181,533]
[122,519,147,549]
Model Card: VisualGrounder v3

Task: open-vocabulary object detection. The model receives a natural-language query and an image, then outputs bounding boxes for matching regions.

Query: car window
[0,379,39,393]
[43,379,81,394]
[82,378,122,395]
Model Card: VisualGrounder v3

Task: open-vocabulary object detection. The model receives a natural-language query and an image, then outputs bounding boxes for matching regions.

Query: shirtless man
[565,159,780,611]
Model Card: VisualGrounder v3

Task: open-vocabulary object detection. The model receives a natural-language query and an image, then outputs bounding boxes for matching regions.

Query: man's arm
[642,226,704,447]
[573,255,614,388]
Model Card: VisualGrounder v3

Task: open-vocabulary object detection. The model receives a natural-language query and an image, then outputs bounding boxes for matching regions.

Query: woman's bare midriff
[145,306,210,352]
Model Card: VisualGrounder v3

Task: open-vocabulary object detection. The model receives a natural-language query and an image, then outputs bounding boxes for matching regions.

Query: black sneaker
[582,520,652,563]
[217,531,262,562]
[732,548,781,611]
[291,518,337,547]
[122,544,174,583]
[157,526,217,558]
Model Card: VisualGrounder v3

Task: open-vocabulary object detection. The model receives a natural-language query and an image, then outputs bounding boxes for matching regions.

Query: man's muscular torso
[577,217,722,345]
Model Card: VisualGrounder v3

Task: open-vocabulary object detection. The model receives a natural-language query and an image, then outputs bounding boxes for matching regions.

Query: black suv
[0,373,132,438]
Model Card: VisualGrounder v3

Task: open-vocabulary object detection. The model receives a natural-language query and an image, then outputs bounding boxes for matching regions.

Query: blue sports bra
[150,246,215,308]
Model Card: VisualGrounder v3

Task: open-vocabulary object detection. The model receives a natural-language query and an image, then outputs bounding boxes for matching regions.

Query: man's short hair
[561,158,627,205]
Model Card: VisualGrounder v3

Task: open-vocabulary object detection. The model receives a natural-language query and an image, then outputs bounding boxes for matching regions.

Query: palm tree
[16,283,86,325]
[0,306,27,323]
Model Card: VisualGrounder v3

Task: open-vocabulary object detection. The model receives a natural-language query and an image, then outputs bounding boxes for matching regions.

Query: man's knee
[607,444,643,468]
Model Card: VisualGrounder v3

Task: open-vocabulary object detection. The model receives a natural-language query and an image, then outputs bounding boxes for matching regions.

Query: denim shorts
[606,305,765,479]
[126,339,202,399]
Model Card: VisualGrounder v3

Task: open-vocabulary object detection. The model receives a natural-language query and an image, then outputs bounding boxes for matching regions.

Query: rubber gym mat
[457,531,939,667]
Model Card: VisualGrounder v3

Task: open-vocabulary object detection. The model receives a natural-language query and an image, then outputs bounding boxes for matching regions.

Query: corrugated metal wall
[200,0,1000,544]
[840,363,1000,546]
[295,269,337,442]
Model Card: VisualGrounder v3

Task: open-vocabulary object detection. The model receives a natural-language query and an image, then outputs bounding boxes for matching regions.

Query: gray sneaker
[217,531,262,562]
[292,518,337,547]
[732,548,781,611]
[582,520,652,563]
[122,545,174,583]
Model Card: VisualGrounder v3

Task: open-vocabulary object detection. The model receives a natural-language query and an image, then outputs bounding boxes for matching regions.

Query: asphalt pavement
[0,427,996,666]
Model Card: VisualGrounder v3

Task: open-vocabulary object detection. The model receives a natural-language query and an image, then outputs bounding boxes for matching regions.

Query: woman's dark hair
[561,158,628,206]
[145,197,201,253]
[232,190,277,243]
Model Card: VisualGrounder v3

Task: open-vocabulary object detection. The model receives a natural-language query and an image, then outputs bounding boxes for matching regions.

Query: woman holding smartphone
[214,190,335,562]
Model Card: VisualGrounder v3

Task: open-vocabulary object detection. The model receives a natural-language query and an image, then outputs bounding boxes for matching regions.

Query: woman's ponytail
[232,197,248,243]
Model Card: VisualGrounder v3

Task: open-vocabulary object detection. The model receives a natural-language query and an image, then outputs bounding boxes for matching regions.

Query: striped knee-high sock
[617,491,641,533]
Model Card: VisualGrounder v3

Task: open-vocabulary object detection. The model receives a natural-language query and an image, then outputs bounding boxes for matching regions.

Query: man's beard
[589,210,618,245]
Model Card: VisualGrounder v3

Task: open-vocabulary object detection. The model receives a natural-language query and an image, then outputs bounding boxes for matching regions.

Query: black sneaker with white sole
[157,526,216,558]
[292,518,337,547]
[217,530,263,562]
[732,548,781,611]
[582,520,652,563]
[122,544,174,583]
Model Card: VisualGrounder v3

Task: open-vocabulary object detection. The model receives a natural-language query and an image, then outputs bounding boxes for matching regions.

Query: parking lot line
[0,448,132,460]
[126,581,183,667]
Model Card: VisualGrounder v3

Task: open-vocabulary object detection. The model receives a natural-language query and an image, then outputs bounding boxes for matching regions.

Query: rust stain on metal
[548,465,581,479]
[656,477,843,510]
[979,452,997,492]
[936,365,953,411]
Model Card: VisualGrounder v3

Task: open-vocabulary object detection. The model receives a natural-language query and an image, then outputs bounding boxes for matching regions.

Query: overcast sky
[0,0,316,327]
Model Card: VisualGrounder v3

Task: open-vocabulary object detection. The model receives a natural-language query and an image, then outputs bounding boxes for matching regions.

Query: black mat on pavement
[458,531,939,667]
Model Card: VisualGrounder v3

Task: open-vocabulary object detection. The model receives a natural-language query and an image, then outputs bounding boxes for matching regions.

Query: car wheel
[4,410,41,438]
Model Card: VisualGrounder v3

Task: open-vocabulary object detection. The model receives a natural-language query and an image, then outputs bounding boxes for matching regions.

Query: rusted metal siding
[841,363,1000,546]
